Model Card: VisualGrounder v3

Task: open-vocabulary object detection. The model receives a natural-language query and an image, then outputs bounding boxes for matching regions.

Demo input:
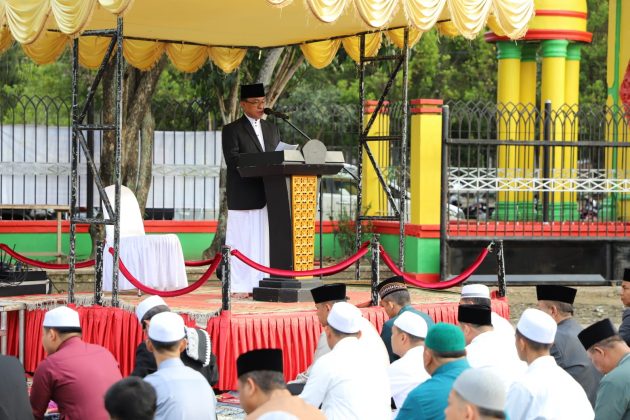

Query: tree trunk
[88,57,167,254]
[202,47,304,259]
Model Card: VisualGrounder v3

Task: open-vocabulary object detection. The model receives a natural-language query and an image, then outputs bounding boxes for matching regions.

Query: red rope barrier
[0,243,95,269]
[231,241,371,277]
[108,247,222,297]
[379,244,490,290]
[184,258,217,267]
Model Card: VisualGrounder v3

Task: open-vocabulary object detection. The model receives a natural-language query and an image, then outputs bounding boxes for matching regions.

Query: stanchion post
[94,241,104,306]
[371,234,380,306]
[495,241,507,298]
[221,246,231,311]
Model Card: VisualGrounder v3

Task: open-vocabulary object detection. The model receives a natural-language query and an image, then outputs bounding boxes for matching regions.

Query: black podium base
[253,278,323,303]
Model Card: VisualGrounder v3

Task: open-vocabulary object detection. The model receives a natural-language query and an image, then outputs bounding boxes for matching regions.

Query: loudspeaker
[0,270,50,297]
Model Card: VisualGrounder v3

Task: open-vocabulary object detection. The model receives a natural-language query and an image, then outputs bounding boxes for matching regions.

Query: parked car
[319,164,465,221]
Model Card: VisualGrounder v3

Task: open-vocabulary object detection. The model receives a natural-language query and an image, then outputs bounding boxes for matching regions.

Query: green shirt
[381,305,434,363]
[595,353,630,420]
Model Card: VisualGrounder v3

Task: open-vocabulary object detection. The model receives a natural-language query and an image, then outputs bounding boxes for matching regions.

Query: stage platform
[0,284,509,390]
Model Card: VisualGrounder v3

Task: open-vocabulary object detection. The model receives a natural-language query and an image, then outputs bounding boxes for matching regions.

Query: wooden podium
[238,140,344,302]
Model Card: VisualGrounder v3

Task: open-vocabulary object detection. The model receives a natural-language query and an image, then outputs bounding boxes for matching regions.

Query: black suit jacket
[0,356,33,420]
[222,115,281,210]
[130,342,219,386]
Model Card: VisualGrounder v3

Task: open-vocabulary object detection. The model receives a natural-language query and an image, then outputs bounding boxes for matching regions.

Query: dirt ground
[503,285,624,327]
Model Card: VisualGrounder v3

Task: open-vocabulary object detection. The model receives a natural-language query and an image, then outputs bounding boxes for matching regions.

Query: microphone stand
[277,117,312,143]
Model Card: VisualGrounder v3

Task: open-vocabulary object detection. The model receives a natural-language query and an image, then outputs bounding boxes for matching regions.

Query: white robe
[465,329,526,391]
[291,317,390,384]
[300,337,391,420]
[225,206,269,293]
[388,345,430,416]
[492,311,516,338]
[505,355,594,420]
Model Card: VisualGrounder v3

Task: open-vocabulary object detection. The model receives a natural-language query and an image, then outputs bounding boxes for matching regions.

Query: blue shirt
[396,358,470,420]
[382,305,435,362]
[145,357,217,420]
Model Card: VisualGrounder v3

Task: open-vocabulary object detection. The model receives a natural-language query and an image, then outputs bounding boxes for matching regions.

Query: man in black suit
[222,83,281,297]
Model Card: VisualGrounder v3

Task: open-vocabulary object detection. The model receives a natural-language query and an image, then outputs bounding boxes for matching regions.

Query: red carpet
[0,286,509,390]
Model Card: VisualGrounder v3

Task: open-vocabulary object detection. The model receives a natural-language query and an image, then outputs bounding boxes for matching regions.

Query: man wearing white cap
[300,302,391,420]
[460,284,514,338]
[388,311,430,415]
[457,304,525,392]
[131,295,218,385]
[445,367,507,420]
[505,308,593,420]
[30,306,122,420]
[288,283,388,395]
[144,311,217,420]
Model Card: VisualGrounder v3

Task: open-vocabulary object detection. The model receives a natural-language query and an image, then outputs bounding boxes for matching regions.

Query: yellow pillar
[361,100,390,216]
[409,99,443,225]
[517,43,538,220]
[606,0,630,220]
[495,41,521,220]
[541,39,578,220]
[407,99,443,274]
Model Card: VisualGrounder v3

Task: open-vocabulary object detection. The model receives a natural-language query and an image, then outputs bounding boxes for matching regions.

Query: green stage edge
[0,232,440,276]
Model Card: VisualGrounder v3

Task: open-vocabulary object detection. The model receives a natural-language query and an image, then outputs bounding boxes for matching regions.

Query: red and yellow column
[406,99,442,276]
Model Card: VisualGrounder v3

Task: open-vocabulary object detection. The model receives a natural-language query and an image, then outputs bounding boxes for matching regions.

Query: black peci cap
[310,283,346,304]
[536,285,577,305]
[237,349,283,377]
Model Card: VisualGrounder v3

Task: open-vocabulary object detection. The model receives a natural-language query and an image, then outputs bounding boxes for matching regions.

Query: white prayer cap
[394,311,428,339]
[461,284,490,299]
[43,306,81,328]
[148,312,186,342]
[327,302,362,334]
[453,367,506,412]
[135,295,169,324]
[516,308,557,344]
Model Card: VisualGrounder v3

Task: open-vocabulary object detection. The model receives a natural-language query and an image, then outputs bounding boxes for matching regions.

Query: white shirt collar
[245,114,260,126]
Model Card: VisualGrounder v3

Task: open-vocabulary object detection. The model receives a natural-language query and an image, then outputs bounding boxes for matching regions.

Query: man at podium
[222,83,281,298]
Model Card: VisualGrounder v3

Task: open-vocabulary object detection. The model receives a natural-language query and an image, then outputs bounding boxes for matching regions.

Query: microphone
[264,108,290,120]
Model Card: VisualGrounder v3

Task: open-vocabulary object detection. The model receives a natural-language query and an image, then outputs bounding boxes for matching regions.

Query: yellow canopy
[0,0,535,72]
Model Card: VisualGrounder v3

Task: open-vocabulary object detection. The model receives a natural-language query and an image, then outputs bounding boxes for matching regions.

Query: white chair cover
[102,185,188,291]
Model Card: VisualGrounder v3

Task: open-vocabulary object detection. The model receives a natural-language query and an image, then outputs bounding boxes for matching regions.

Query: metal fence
[443,101,630,240]
[0,95,361,221]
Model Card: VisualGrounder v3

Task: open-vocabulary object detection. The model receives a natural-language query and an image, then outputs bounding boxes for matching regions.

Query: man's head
[514,308,556,363]
[457,304,493,345]
[444,367,506,420]
[310,283,347,326]
[392,311,428,357]
[423,323,466,375]
[105,377,157,420]
[578,318,630,374]
[325,302,362,349]
[42,306,82,355]
[240,83,266,120]
[146,312,187,358]
[377,276,410,318]
[535,285,577,322]
[135,295,170,332]
[621,269,630,308]
[459,284,492,307]
[236,349,285,414]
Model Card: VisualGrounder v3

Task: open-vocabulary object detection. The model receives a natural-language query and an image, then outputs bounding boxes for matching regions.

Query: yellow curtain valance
[271,0,534,40]
[0,0,534,72]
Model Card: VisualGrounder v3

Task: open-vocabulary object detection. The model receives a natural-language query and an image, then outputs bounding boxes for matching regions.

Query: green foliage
[580,0,608,106]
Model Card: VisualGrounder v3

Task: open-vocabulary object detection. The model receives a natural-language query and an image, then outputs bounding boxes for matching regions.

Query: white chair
[102,185,188,291]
